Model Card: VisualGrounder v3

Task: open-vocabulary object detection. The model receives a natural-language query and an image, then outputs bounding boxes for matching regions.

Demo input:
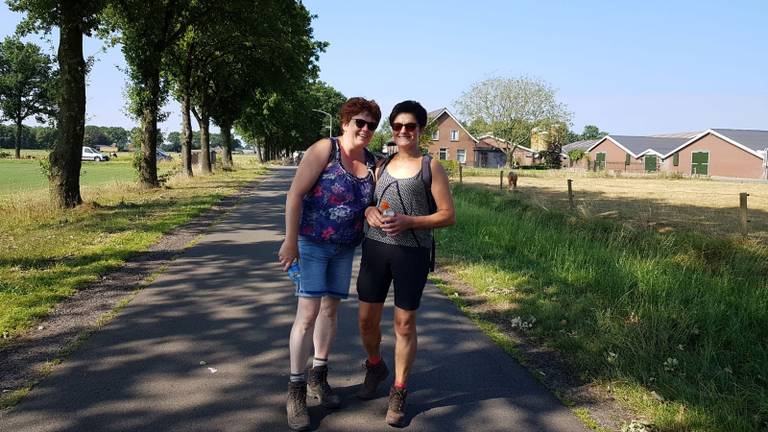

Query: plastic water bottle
[381,200,395,218]
[287,261,301,287]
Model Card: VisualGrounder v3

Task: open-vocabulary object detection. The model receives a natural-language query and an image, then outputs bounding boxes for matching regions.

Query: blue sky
[1,0,767,135]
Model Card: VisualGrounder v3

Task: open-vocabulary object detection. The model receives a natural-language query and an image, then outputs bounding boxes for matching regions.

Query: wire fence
[455,169,768,241]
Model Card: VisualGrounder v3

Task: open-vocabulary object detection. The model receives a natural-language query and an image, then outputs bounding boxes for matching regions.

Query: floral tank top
[300,137,376,245]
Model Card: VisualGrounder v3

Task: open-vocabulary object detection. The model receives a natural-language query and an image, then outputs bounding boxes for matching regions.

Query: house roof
[662,128,768,159]
[427,108,479,143]
[475,134,534,153]
[562,139,598,153]
[588,135,688,158]
[649,131,702,139]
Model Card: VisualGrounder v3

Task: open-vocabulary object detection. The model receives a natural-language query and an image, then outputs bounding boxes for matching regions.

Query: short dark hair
[339,97,381,126]
[388,100,427,128]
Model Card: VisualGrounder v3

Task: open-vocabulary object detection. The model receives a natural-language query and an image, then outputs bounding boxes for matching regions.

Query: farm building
[562,139,598,168]
[475,134,537,168]
[586,135,688,173]
[662,129,768,179]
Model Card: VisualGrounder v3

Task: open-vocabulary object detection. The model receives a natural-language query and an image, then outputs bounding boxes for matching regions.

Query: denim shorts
[295,236,356,299]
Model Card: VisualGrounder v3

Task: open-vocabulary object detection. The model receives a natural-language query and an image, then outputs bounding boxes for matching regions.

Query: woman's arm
[278,138,332,270]
[380,158,456,236]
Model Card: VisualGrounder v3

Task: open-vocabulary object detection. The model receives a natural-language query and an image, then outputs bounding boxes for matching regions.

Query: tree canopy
[0,36,57,159]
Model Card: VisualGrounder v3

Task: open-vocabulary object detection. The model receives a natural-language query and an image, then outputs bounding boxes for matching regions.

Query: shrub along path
[0,167,586,432]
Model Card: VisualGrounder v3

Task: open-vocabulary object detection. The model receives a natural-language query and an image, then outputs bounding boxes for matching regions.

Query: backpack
[378,153,438,272]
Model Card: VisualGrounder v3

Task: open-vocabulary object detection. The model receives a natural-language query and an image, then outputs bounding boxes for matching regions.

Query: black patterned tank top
[365,163,432,248]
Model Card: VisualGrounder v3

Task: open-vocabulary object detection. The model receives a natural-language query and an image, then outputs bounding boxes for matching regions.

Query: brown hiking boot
[386,386,408,427]
[356,359,389,400]
[307,365,341,409]
[286,381,310,431]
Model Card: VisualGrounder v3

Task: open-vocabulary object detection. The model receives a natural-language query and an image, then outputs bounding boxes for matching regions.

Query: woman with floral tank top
[278,97,380,431]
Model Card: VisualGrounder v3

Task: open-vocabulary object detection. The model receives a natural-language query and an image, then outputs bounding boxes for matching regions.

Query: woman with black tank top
[278,97,380,431]
[355,100,456,427]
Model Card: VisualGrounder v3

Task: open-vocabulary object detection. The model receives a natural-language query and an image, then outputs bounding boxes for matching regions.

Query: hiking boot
[286,381,310,431]
[307,364,341,409]
[386,386,408,427]
[357,359,389,400]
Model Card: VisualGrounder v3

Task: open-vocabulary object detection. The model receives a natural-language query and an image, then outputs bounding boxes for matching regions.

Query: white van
[82,146,109,162]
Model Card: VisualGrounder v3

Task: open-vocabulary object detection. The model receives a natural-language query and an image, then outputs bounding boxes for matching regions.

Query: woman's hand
[365,206,384,228]
[381,213,413,237]
[278,239,299,271]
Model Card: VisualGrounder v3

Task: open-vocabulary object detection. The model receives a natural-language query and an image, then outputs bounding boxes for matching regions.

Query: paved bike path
[0,167,586,432]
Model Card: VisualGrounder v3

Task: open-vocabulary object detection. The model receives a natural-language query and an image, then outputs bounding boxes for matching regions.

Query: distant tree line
[3,0,332,208]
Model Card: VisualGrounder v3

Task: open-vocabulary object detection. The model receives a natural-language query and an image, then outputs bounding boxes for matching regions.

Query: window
[672,153,679,166]
[431,130,439,140]
[450,130,459,141]
[457,149,466,164]
[625,153,631,166]
[439,148,448,160]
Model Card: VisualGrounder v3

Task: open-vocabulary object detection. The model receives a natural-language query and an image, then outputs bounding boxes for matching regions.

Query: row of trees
[0,123,243,152]
[454,75,607,168]
[5,0,331,208]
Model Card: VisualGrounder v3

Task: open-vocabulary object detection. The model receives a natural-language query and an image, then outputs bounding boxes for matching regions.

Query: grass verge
[0,159,267,341]
[438,183,768,431]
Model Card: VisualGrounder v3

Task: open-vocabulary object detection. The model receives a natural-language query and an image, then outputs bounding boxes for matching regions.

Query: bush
[438,159,460,178]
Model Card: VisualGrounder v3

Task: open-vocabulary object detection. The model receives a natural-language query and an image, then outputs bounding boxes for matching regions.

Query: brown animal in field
[507,170,518,190]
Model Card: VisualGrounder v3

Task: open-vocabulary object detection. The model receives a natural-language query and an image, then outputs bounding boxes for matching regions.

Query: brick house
[662,129,768,179]
[586,135,687,173]
[426,108,478,166]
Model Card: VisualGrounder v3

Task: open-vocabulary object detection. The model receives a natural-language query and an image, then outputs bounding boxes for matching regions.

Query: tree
[8,0,107,207]
[369,122,391,154]
[579,124,608,140]
[105,0,212,186]
[165,131,181,152]
[456,75,572,167]
[0,37,57,159]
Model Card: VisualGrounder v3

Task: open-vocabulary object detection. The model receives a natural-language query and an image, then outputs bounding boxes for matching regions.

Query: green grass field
[440,184,768,431]
[0,157,266,344]
[0,151,188,195]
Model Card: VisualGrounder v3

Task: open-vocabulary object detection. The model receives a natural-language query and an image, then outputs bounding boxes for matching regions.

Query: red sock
[367,355,381,365]
[394,381,406,390]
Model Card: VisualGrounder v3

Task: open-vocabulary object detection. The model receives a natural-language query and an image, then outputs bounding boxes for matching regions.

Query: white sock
[312,357,328,368]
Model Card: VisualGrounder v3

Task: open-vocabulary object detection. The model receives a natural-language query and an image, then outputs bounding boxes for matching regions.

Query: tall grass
[441,184,768,431]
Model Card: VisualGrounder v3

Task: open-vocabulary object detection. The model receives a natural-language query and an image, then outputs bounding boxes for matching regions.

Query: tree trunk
[49,9,84,208]
[221,121,233,170]
[192,105,212,174]
[14,120,22,159]
[139,68,160,188]
[181,91,193,177]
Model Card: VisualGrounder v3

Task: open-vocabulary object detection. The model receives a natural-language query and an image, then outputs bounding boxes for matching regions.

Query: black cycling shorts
[356,238,430,311]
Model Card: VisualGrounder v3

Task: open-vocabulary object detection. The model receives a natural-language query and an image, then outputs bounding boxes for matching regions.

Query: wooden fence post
[499,170,504,190]
[459,164,463,184]
[567,179,574,210]
[740,192,749,236]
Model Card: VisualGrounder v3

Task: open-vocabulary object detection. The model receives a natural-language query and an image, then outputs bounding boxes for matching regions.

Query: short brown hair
[339,97,381,127]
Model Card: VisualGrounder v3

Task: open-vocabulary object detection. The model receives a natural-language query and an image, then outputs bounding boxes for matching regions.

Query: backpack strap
[328,137,340,163]
[420,155,437,272]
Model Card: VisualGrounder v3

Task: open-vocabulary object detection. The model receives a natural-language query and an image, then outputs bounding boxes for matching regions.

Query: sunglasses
[392,122,418,132]
[353,118,378,131]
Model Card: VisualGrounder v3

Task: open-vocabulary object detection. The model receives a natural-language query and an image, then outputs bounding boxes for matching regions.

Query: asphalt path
[0,167,586,432]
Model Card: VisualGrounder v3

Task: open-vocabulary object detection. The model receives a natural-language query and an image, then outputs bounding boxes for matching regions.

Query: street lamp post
[312,109,332,138]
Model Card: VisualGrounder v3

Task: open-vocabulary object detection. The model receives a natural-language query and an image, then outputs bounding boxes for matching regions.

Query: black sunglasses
[353,118,378,131]
[392,122,418,132]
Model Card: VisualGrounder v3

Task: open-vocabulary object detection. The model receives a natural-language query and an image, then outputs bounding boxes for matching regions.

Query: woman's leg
[313,296,341,359]
[393,306,418,387]
[289,297,322,375]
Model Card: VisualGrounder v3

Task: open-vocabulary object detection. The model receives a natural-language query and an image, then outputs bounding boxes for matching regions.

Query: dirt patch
[0,180,263,401]
[434,267,636,431]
